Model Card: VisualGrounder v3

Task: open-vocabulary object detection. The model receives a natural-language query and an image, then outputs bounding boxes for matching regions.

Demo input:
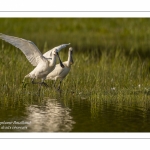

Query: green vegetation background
[1,18,150,55]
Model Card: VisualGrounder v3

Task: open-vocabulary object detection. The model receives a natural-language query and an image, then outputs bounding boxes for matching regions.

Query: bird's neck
[50,54,57,66]
[67,51,73,67]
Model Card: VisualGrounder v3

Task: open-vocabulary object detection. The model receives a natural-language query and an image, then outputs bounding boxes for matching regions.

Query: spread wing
[0,33,43,66]
[43,43,70,58]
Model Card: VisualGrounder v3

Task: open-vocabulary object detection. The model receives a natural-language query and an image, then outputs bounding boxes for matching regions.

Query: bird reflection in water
[25,99,75,132]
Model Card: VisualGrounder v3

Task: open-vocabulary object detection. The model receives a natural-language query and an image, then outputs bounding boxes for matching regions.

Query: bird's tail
[25,74,30,78]
[23,74,31,83]
[22,74,29,83]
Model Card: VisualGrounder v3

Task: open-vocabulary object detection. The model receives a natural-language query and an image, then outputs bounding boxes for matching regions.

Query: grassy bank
[0,46,150,108]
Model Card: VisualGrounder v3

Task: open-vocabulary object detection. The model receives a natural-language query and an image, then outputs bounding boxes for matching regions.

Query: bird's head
[69,47,73,52]
[52,49,57,55]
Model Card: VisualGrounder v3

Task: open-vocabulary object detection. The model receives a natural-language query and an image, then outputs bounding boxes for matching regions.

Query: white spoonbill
[0,33,70,87]
[46,47,74,90]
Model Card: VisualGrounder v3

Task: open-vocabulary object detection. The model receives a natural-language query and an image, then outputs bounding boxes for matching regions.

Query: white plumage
[46,47,74,90]
[0,33,70,87]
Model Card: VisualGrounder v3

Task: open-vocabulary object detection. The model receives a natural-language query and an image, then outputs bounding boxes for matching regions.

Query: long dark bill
[56,52,65,68]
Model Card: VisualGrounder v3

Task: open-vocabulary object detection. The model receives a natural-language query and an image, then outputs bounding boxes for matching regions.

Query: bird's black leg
[31,78,40,84]
[40,79,49,88]
[53,80,56,89]
[38,84,42,96]
[32,78,49,88]
[57,81,62,91]
[41,82,49,88]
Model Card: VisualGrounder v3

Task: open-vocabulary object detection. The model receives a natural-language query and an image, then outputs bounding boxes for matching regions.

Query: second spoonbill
[46,47,74,90]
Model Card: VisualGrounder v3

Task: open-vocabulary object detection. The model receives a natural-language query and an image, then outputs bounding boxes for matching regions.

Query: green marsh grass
[1,45,150,111]
[1,18,150,115]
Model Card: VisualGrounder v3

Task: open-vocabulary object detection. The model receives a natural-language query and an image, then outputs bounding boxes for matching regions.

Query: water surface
[1,95,150,132]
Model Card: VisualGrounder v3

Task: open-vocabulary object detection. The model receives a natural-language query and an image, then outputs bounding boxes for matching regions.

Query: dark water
[1,96,150,132]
